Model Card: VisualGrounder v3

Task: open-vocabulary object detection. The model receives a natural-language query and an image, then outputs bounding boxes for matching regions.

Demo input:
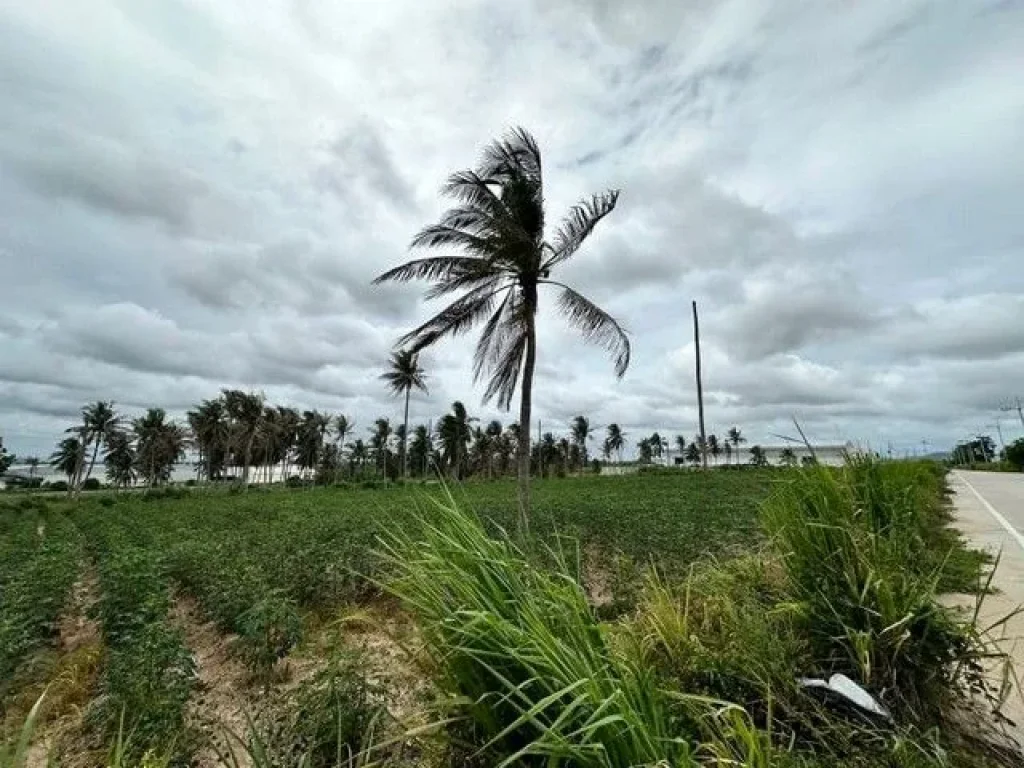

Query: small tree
[778,447,797,467]
[1005,438,1024,470]
[749,445,768,467]
[0,438,13,475]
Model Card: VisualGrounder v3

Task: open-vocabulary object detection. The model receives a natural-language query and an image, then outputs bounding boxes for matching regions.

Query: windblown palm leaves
[374,128,630,525]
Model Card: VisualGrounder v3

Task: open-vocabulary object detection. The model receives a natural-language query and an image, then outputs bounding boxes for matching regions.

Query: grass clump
[762,458,994,722]
[381,497,693,767]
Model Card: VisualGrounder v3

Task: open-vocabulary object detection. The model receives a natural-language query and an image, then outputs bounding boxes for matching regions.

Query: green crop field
[0,470,776,765]
[2,463,1013,768]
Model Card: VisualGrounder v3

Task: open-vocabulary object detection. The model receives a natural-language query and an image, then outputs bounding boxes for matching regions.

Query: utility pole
[692,300,707,470]
[1001,397,1024,430]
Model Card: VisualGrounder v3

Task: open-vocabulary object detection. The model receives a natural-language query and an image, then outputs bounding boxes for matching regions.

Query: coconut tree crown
[373,127,629,410]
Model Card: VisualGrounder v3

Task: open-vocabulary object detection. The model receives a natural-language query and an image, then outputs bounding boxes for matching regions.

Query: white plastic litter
[798,673,891,720]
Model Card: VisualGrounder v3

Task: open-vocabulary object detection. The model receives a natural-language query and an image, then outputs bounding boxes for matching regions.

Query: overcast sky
[2,0,1023,459]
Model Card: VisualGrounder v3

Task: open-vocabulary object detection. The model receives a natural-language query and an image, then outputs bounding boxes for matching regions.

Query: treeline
[39,394,766,492]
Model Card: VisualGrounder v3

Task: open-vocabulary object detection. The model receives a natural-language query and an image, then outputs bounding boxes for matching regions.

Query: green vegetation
[373,128,631,525]
[0,505,81,696]
[1,461,1018,766]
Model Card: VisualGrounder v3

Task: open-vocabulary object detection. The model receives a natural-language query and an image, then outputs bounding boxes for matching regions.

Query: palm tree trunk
[83,439,101,487]
[516,307,537,533]
[402,388,410,480]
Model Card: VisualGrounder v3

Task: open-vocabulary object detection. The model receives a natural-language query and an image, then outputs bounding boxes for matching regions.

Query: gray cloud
[1,0,1022,460]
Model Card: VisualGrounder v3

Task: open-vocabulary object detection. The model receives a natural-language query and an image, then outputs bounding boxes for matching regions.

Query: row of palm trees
[49,396,761,491]
[50,402,186,493]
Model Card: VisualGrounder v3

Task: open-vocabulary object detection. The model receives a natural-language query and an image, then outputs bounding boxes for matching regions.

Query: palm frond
[372,256,489,285]
[545,190,620,269]
[550,282,631,377]
[480,127,543,184]
[411,223,493,253]
[397,284,508,351]
[482,330,528,409]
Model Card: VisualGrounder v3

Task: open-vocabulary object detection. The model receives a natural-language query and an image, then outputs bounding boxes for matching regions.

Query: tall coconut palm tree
[723,441,733,465]
[380,350,428,479]
[605,423,625,464]
[373,128,630,530]
[80,401,120,490]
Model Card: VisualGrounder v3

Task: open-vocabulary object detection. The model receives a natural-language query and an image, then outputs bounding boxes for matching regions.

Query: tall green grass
[762,457,1009,729]
[380,496,696,767]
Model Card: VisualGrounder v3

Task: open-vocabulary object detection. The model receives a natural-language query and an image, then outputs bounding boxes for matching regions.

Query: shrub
[1004,438,1024,470]
[236,594,303,683]
[82,478,102,491]
[46,481,69,493]
[285,475,304,489]
[252,649,385,767]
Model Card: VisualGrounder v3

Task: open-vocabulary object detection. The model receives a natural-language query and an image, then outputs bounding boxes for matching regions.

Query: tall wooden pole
[693,300,708,470]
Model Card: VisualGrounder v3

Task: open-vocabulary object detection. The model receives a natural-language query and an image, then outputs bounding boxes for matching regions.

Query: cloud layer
[2,0,1023,458]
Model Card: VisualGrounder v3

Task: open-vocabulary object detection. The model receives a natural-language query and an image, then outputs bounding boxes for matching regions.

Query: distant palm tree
[373,128,630,530]
[80,401,120,491]
[380,350,428,479]
[723,442,732,465]
[409,424,434,477]
[347,439,369,477]
[133,408,185,487]
[650,432,665,464]
[296,410,331,481]
[727,427,745,467]
[685,442,702,466]
[24,456,40,481]
[707,434,721,465]
[570,416,592,474]
[222,389,265,485]
[675,435,687,464]
[369,418,393,478]
[104,431,136,490]
[50,436,84,492]
[438,402,475,479]
[779,447,797,467]
[637,437,653,464]
[605,424,625,464]
[749,445,768,467]
[188,398,229,481]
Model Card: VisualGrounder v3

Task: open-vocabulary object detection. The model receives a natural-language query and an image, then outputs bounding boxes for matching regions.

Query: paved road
[949,471,1024,735]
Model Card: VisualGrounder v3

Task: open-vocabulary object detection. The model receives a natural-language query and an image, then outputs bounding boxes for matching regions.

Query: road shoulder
[947,470,1024,735]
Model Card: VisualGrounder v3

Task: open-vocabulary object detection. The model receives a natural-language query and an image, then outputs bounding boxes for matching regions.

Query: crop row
[84,517,196,764]
[0,508,82,690]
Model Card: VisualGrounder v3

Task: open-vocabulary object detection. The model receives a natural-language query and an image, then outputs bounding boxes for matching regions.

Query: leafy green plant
[236,593,303,683]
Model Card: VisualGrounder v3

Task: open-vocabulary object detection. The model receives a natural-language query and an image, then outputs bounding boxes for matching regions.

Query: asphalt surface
[949,470,1024,735]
